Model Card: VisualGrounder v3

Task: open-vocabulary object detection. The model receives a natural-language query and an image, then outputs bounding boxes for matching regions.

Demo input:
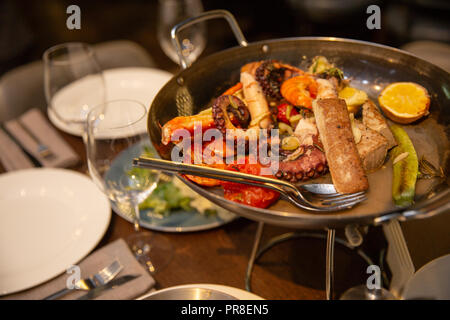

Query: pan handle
[373,188,450,225]
[171,9,248,69]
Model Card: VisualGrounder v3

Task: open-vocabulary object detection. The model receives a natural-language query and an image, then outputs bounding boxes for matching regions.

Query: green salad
[139,180,191,214]
[127,145,217,216]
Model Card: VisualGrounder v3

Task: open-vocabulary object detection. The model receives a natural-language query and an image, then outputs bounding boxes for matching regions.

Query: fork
[133,157,367,212]
[43,260,123,300]
[16,119,55,160]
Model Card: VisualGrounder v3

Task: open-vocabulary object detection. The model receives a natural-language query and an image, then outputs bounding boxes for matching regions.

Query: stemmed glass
[85,99,173,273]
[157,0,207,66]
[44,42,105,133]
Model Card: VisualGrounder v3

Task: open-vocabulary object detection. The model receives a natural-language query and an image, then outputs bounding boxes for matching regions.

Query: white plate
[138,284,265,300]
[48,67,173,137]
[0,168,111,296]
[402,254,450,300]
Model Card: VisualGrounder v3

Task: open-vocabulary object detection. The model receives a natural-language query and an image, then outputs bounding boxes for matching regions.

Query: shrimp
[161,114,215,145]
[280,75,318,109]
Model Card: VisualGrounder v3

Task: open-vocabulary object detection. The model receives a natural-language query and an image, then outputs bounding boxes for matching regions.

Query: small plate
[0,168,111,296]
[48,67,173,137]
[106,142,236,233]
[138,284,264,300]
[114,201,237,233]
[402,254,450,300]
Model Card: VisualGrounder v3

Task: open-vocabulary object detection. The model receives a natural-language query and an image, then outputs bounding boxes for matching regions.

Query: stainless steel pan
[147,10,450,229]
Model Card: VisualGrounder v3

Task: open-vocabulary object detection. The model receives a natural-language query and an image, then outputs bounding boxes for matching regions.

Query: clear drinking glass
[44,42,105,132]
[85,99,172,273]
[157,0,207,66]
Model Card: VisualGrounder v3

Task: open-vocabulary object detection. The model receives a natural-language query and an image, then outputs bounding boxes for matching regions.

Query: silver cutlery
[16,119,55,160]
[43,260,123,300]
[0,125,42,167]
[133,157,367,212]
[77,274,141,300]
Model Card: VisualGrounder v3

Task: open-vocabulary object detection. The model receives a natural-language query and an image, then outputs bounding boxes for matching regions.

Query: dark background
[1,0,449,75]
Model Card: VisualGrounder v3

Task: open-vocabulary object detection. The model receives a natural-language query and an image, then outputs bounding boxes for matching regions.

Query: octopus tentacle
[255,60,304,100]
[212,95,250,134]
[275,146,328,183]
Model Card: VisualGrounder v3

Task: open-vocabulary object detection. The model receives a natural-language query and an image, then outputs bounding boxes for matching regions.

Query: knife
[76,274,141,300]
[0,123,42,167]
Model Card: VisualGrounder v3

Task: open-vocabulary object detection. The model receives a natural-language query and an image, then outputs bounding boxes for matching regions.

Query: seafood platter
[144,11,449,229]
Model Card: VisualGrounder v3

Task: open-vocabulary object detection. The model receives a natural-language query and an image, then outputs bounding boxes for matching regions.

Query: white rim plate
[402,254,450,300]
[48,67,173,137]
[138,284,265,300]
[0,168,111,296]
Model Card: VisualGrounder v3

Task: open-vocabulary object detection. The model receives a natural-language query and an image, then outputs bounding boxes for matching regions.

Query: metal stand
[325,229,335,300]
[245,223,374,300]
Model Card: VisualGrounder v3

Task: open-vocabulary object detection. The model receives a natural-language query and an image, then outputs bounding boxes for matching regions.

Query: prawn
[280,75,318,109]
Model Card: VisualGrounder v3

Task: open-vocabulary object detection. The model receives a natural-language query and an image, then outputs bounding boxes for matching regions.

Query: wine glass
[157,0,207,66]
[340,285,397,300]
[85,99,173,273]
[44,42,105,133]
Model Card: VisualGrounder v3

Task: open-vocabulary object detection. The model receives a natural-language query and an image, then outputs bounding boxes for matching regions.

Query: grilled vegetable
[390,125,418,207]
[309,56,334,74]
[276,103,298,125]
[281,136,300,151]
[418,156,445,180]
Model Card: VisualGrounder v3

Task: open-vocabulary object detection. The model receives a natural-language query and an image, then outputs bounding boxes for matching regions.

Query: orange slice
[378,82,430,124]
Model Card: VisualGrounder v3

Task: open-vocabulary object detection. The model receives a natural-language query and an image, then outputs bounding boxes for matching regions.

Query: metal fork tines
[16,119,55,160]
[44,260,123,300]
[133,157,367,212]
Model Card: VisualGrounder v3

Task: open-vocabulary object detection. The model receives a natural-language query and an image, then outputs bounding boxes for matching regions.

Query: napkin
[2,238,155,300]
[0,108,79,171]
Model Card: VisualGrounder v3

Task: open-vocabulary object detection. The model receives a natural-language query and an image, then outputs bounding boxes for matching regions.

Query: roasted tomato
[221,159,280,208]
[276,103,299,125]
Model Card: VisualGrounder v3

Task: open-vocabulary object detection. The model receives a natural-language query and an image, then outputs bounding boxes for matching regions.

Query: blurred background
[1,0,449,75]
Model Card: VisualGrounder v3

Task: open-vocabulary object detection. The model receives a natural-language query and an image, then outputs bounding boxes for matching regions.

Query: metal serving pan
[147,10,449,229]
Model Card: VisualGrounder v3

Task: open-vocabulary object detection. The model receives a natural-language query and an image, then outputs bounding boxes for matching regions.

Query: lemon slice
[378,82,430,124]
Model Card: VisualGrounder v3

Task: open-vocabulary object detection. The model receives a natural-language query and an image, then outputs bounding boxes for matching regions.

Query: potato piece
[339,87,368,114]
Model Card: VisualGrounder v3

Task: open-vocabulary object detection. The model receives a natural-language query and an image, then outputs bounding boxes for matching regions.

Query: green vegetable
[308,56,344,79]
[323,67,344,80]
[127,145,191,215]
[309,56,333,74]
[139,181,192,215]
[390,125,418,207]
